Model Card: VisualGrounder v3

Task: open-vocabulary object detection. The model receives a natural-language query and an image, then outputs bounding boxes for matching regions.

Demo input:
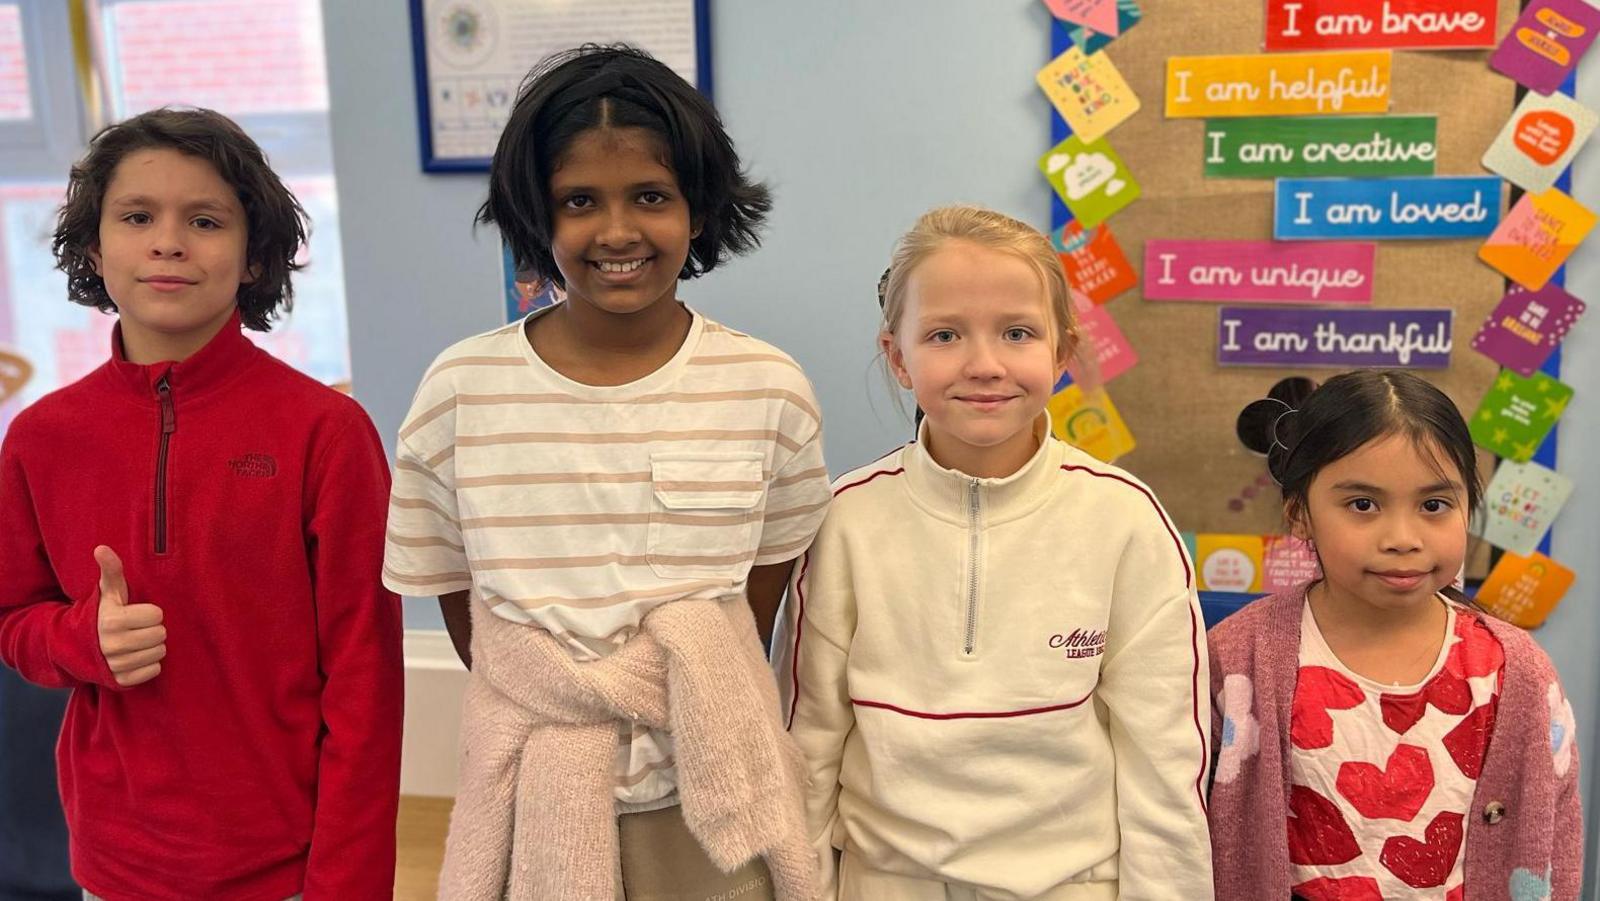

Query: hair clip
[876,266,891,310]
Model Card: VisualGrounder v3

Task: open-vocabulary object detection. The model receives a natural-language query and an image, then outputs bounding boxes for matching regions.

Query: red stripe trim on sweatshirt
[785,462,905,731]
[1058,464,1193,589]
[1188,601,1209,816]
[850,693,1093,720]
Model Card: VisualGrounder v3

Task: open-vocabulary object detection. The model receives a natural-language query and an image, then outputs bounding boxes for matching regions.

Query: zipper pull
[156,376,176,434]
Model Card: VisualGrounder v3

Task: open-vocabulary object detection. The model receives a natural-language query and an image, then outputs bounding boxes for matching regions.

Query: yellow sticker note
[1195,534,1265,593]
[1166,51,1392,119]
[1478,188,1597,291]
[1036,46,1141,144]
[1475,550,1575,629]
[1048,383,1135,463]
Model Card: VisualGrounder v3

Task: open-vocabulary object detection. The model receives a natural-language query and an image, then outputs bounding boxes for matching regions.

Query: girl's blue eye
[1005,327,1031,341]
[929,330,956,344]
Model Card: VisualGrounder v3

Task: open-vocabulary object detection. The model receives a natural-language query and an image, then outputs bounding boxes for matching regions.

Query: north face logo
[228,453,277,478]
[1048,628,1107,659]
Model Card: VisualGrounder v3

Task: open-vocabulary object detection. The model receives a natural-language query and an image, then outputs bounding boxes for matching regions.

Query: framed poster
[409,0,711,172]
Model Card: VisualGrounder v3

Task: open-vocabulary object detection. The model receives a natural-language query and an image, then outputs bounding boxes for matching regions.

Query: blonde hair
[880,205,1080,363]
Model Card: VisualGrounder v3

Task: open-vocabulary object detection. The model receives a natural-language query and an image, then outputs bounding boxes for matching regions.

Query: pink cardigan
[1206,585,1583,900]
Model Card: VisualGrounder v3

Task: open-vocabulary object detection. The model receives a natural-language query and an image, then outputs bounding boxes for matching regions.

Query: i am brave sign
[1218,307,1454,367]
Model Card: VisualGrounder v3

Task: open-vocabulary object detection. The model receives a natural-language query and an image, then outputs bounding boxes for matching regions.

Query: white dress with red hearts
[1288,602,1505,900]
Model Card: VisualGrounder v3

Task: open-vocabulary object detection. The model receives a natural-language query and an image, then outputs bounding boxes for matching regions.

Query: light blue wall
[325,4,1600,890]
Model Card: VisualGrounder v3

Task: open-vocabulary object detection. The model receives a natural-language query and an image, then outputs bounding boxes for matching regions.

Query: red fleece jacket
[0,314,403,901]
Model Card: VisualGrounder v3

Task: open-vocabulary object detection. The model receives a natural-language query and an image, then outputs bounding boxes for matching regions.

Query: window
[0,0,352,438]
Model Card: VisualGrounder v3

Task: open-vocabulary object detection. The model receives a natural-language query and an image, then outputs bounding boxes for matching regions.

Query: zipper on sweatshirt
[964,478,980,655]
[155,375,175,555]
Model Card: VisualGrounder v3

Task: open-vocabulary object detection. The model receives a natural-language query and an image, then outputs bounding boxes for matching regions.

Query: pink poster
[1143,239,1375,304]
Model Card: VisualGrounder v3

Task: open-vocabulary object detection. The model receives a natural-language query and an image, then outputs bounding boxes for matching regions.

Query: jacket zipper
[964,478,980,655]
[155,375,175,555]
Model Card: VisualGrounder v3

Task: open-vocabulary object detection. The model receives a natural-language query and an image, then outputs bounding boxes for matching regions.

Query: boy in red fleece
[0,108,403,900]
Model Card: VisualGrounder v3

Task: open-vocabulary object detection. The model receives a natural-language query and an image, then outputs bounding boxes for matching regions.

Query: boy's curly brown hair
[52,107,308,331]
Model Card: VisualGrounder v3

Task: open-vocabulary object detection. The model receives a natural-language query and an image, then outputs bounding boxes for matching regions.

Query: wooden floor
[395,795,453,900]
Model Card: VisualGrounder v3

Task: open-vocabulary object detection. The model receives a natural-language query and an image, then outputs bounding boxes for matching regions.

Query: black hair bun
[1235,376,1318,455]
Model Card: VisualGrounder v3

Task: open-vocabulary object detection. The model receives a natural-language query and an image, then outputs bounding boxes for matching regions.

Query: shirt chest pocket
[646,452,766,580]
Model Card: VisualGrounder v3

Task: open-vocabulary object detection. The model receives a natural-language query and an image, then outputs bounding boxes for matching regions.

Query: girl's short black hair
[478,44,771,286]
[53,107,309,332]
[1239,370,1483,525]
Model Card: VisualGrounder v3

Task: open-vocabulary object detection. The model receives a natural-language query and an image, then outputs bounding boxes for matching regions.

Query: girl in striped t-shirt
[385,46,831,901]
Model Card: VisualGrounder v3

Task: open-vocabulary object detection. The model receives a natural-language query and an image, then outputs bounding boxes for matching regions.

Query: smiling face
[882,240,1068,478]
[90,147,252,361]
[1295,432,1470,615]
[546,126,694,319]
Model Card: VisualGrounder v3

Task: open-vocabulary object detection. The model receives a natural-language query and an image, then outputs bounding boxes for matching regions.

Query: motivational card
[1469,369,1574,461]
[1477,460,1574,556]
[0,349,31,406]
[1475,550,1575,629]
[1265,0,1497,51]
[1196,534,1265,593]
[1205,116,1436,178]
[1483,91,1599,194]
[1263,535,1322,593]
[1056,0,1142,53]
[1218,307,1453,368]
[1042,0,1121,35]
[1065,290,1138,384]
[1471,285,1587,376]
[1275,176,1501,240]
[1039,135,1141,228]
[1055,222,1138,303]
[1491,0,1600,95]
[1166,51,1392,118]
[1048,384,1136,462]
[1478,189,1596,291]
[1145,240,1374,303]
[1036,46,1141,144]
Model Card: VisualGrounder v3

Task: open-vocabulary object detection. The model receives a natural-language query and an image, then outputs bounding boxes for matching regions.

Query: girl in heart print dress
[1207,370,1582,900]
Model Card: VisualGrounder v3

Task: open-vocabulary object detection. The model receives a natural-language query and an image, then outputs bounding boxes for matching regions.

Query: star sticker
[1479,409,1495,422]
[1512,439,1538,460]
[1494,428,1510,445]
[1496,372,1517,392]
[1536,378,1552,393]
[1544,396,1569,419]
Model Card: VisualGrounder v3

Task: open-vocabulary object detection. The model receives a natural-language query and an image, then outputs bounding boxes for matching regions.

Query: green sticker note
[1469,369,1574,462]
[1039,135,1141,228]
[1204,116,1437,179]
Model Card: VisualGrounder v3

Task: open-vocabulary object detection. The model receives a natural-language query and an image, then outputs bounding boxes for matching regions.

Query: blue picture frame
[408,0,712,173]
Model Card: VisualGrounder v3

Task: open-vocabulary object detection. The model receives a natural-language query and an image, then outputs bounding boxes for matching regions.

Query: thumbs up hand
[94,546,166,687]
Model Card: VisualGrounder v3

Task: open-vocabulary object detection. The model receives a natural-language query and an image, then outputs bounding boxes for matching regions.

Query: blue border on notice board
[1044,24,1571,626]
[409,0,713,173]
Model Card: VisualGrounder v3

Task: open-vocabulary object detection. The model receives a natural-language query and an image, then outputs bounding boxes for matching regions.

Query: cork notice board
[1065,0,1522,537]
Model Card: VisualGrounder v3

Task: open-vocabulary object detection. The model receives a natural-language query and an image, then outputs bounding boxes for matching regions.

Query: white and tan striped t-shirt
[383,306,831,807]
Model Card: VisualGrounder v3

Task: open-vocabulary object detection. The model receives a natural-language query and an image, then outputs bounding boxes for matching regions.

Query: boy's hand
[94,546,165,687]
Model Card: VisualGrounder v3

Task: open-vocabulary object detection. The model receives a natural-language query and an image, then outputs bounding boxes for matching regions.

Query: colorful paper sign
[1039,135,1141,228]
[1204,116,1436,178]
[1144,240,1375,303]
[1263,535,1322,592]
[1054,222,1138,303]
[1470,285,1587,376]
[1036,46,1141,144]
[1469,370,1574,462]
[0,348,32,406]
[1482,91,1599,194]
[1166,51,1392,118]
[1196,534,1265,593]
[1056,0,1142,53]
[1043,0,1121,35]
[1218,307,1453,368]
[1475,550,1575,629]
[1274,176,1501,240]
[1265,0,1497,51]
[1048,384,1136,462]
[1490,0,1600,95]
[1477,460,1574,556]
[1065,290,1138,384]
[1478,189,1597,291]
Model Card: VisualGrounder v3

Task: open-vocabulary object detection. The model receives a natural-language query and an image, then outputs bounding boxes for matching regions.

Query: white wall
[325,2,1600,886]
